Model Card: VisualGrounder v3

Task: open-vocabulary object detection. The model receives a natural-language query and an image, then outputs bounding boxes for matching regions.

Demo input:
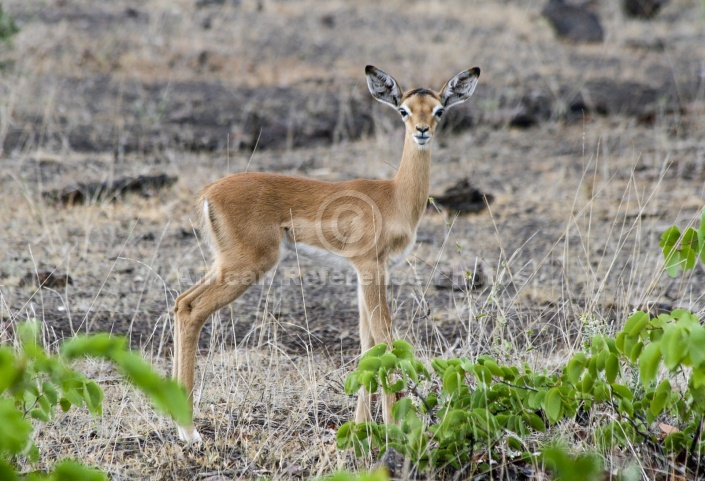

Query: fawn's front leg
[355,264,395,425]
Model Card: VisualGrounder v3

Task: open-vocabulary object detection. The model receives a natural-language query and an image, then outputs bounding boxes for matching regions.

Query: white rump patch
[202,198,209,221]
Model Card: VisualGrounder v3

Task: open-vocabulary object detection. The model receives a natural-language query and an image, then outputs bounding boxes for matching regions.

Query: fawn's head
[366,65,480,149]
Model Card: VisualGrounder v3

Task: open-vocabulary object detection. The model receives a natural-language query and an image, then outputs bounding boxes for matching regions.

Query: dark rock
[375,447,405,479]
[510,109,538,128]
[623,0,668,18]
[566,79,662,116]
[42,173,178,205]
[431,178,494,214]
[320,14,335,28]
[542,0,604,43]
[20,270,74,289]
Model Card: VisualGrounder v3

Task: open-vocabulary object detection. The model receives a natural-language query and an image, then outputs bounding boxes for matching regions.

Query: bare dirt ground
[1,0,704,479]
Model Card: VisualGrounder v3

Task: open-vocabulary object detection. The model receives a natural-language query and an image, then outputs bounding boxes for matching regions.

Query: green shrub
[0,321,189,479]
[338,309,705,475]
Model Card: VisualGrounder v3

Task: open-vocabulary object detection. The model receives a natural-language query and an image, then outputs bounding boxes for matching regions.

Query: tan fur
[173,66,480,442]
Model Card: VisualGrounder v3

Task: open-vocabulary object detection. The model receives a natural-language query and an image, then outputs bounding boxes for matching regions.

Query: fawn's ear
[365,65,403,108]
[439,67,481,108]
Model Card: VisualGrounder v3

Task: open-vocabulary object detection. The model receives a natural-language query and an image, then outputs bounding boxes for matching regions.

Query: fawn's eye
[435,108,445,118]
[398,108,409,119]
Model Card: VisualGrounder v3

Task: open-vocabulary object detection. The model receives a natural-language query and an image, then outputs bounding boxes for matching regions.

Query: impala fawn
[173,65,480,442]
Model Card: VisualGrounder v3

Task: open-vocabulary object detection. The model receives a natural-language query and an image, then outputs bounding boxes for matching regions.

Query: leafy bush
[0,321,189,480]
[338,308,705,476]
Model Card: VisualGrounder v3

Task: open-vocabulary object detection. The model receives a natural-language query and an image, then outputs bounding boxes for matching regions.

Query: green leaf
[471,408,499,436]
[85,381,104,415]
[615,332,626,355]
[501,366,516,381]
[443,368,462,393]
[526,391,545,410]
[344,373,361,395]
[431,359,448,375]
[605,353,620,384]
[0,459,17,481]
[391,340,413,359]
[522,411,546,432]
[611,383,634,401]
[30,408,50,422]
[61,334,127,360]
[660,226,682,277]
[387,377,407,393]
[639,341,661,386]
[379,353,397,370]
[650,379,671,417]
[150,380,191,427]
[689,326,705,368]
[37,392,52,415]
[543,388,562,423]
[42,381,58,405]
[691,369,705,389]
[336,421,354,449]
[0,348,19,394]
[59,397,72,413]
[593,381,609,403]
[0,398,32,456]
[392,398,413,422]
[425,393,438,410]
[399,360,419,384]
[681,227,699,271]
[566,356,586,385]
[588,357,598,378]
[664,432,689,454]
[507,436,523,451]
[661,326,688,370]
[542,445,602,481]
[624,311,650,336]
[363,344,388,359]
[619,398,634,417]
[359,372,378,393]
[483,360,504,377]
[474,364,493,385]
[359,357,382,372]
[52,460,107,481]
[629,341,644,363]
[18,321,41,349]
[581,372,595,393]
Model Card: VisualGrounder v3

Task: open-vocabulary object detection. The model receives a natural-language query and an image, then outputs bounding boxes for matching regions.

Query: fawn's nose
[416,125,429,134]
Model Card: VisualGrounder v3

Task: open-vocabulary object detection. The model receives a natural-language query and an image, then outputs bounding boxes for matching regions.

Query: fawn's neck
[393,136,432,228]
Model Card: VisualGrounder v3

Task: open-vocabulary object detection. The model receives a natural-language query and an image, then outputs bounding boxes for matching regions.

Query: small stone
[19,270,74,289]
[431,178,494,214]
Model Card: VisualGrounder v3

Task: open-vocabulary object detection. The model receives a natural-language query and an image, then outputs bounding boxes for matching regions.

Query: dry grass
[1,0,705,479]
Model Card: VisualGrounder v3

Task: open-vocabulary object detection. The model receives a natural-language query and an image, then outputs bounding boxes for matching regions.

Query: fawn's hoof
[177,425,203,443]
